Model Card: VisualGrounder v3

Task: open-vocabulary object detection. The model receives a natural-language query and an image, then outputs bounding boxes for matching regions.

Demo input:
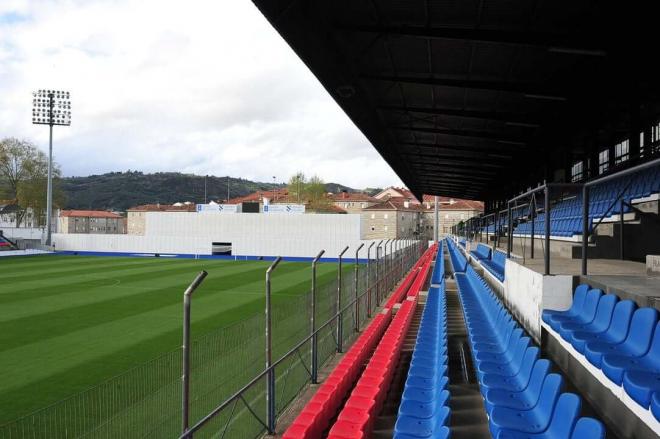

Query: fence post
[181,271,208,437]
[354,243,364,331]
[311,250,324,384]
[376,240,383,305]
[266,257,282,434]
[336,246,349,353]
[367,242,375,317]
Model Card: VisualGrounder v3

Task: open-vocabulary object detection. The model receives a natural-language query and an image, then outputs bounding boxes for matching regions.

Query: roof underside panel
[252,0,660,201]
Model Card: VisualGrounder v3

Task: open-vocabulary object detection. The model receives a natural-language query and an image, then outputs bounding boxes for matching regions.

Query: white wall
[503,259,573,342]
[52,213,393,258]
[0,227,43,240]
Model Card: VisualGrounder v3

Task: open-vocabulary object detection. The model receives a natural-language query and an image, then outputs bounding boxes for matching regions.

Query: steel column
[336,246,349,353]
[582,186,589,275]
[530,195,536,259]
[311,250,324,384]
[507,203,512,257]
[620,199,625,260]
[544,186,551,275]
[367,242,375,317]
[181,271,208,436]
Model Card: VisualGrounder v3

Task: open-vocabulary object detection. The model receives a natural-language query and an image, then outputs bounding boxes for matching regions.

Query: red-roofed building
[329,191,380,213]
[361,192,483,239]
[59,210,126,234]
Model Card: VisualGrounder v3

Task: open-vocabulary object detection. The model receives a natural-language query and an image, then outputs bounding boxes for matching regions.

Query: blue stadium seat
[470,243,491,261]
[555,289,605,338]
[495,393,582,439]
[601,321,660,384]
[560,294,618,345]
[445,240,607,438]
[652,392,660,422]
[483,360,552,415]
[542,284,590,326]
[482,250,506,282]
[584,308,658,367]
[488,374,564,437]
[568,299,636,353]
[570,417,605,439]
[549,288,601,332]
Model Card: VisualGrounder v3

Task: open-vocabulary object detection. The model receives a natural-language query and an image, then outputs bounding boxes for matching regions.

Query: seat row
[470,243,492,261]
[468,242,506,282]
[384,244,436,309]
[430,241,445,286]
[394,282,450,438]
[447,241,606,438]
[327,250,432,438]
[283,246,435,438]
[542,285,660,422]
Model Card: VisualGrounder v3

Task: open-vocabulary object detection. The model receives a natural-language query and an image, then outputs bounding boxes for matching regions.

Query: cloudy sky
[0,0,403,189]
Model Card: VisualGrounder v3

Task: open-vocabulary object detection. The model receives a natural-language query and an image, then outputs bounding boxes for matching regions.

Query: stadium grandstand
[237,1,660,438]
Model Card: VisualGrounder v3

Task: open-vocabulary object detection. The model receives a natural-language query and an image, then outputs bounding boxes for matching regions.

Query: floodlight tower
[32,89,71,246]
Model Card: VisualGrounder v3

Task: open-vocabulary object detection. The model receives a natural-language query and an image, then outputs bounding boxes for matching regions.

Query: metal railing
[463,156,660,276]
[179,239,425,439]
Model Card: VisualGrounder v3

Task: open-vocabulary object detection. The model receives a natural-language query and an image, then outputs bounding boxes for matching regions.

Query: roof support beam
[379,105,541,127]
[362,74,566,100]
[398,141,516,156]
[393,126,528,145]
[336,24,607,56]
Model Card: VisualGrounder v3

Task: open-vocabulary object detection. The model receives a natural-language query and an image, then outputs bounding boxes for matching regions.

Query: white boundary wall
[52,213,376,257]
[503,259,573,342]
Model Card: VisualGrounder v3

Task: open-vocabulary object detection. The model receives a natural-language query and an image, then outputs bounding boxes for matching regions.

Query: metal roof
[252,0,660,201]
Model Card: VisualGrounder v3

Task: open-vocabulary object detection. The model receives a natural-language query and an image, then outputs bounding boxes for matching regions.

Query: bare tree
[0,137,62,227]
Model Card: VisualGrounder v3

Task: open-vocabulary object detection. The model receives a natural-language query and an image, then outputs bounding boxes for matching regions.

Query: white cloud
[0,0,403,189]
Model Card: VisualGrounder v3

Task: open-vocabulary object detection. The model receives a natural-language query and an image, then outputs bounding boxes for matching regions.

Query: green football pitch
[0,255,345,427]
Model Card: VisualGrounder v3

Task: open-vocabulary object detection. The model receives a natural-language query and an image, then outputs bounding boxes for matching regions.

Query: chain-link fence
[0,241,424,439]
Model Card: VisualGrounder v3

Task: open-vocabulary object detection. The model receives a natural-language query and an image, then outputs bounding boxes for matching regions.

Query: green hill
[60,171,356,211]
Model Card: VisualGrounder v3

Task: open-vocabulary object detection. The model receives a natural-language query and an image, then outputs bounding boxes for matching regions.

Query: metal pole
[182,270,208,436]
[530,196,536,259]
[367,242,375,317]
[507,203,512,257]
[383,239,390,294]
[45,93,54,246]
[266,257,282,434]
[376,240,383,305]
[336,246,349,353]
[582,186,589,275]
[544,186,551,275]
[434,195,439,243]
[354,243,364,332]
[486,215,489,243]
[620,199,625,260]
[310,250,324,384]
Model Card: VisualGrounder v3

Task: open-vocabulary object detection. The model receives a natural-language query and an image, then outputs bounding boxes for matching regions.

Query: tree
[0,137,63,227]
[288,172,306,203]
[306,175,328,205]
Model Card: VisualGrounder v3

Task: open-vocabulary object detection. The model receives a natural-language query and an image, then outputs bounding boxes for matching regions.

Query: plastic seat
[488,376,564,437]
[652,392,660,422]
[480,348,540,395]
[570,417,605,439]
[393,406,450,438]
[556,289,605,337]
[495,393,583,439]
[484,371,559,416]
[601,321,660,384]
[551,289,602,332]
[542,284,589,326]
[569,300,636,353]
[585,308,658,367]
[621,370,660,408]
